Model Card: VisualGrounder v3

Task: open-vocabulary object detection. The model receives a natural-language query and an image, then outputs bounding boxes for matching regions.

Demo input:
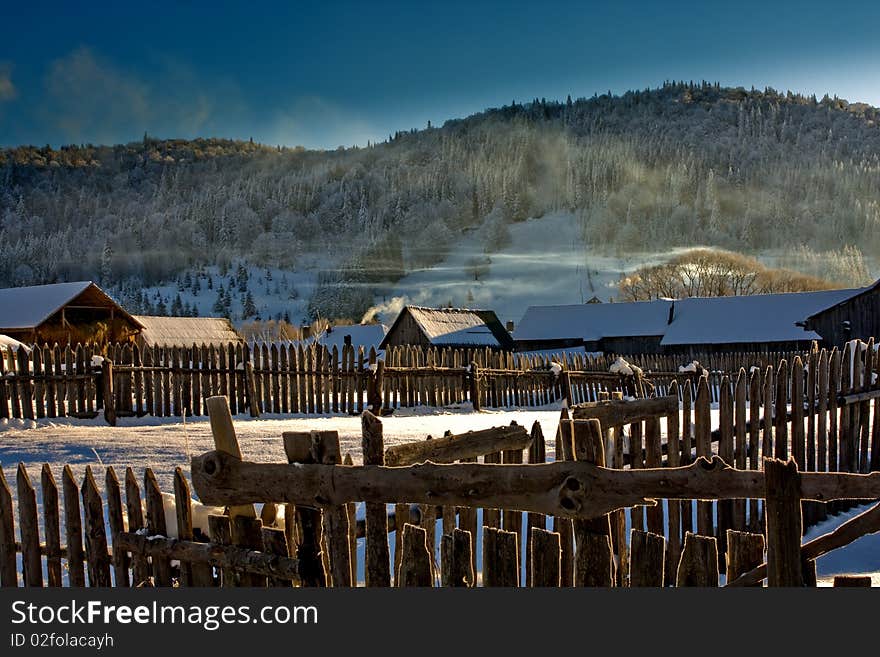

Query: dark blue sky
[1,1,879,149]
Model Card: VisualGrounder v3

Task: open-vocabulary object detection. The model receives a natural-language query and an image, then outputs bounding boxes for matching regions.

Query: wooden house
[0,281,142,345]
[134,315,243,349]
[802,280,880,347]
[514,285,871,356]
[379,306,514,350]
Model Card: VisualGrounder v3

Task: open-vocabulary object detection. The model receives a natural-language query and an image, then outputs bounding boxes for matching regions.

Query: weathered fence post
[283,432,327,587]
[208,515,236,587]
[398,523,433,587]
[174,468,214,587]
[104,467,130,587]
[440,528,474,587]
[262,527,292,587]
[676,532,719,587]
[0,465,17,586]
[143,468,173,586]
[124,468,150,586]
[725,530,765,585]
[62,465,85,587]
[41,465,63,587]
[17,464,42,587]
[629,529,666,587]
[102,359,116,426]
[554,407,574,586]
[81,467,112,587]
[571,419,614,587]
[482,526,519,587]
[764,458,803,587]
[362,411,391,587]
[529,527,561,587]
[469,362,481,412]
[206,396,256,521]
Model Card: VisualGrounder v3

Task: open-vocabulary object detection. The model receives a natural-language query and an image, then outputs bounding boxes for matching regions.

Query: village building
[380,306,514,350]
[134,315,243,349]
[309,323,388,353]
[802,279,880,347]
[514,286,871,355]
[0,281,142,345]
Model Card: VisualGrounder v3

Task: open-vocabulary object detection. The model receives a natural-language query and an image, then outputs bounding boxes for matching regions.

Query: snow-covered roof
[134,315,243,347]
[0,333,31,353]
[0,281,94,329]
[660,288,863,346]
[311,323,388,352]
[514,300,672,343]
[382,306,513,349]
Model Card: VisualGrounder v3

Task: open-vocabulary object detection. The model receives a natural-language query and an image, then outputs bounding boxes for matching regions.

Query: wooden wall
[807,286,880,347]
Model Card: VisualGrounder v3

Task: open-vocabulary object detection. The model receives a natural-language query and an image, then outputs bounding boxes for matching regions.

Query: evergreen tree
[242,291,257,319]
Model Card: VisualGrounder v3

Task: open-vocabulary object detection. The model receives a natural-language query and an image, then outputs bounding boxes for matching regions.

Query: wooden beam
[191,452,880,521]
[570,395,678,428]
[384,424,531,466]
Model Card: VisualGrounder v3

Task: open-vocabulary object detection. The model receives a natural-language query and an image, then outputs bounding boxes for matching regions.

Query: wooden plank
[676,532,719,587]
[40,465,62,587]
[0,349,9,420]
[717,375,733,570]
[62,466,85,587]
[385,424,532,466]
[81,466,112,587]
[554,408,573,586]
[262,527,292,587]
[362,412,391,587]
[191,344,202,417]
[104,466,129,587]
[765,458,803,586]
[806,351,818,472]
[282,432,326,587]
[174,467,214,587]
[33,347,44,419]
[571,395,678,427]
[859,338,874,473]
[144,468,173,586]
[570,419,614,587]
[733,370,747,532]
[529,527,561,587]
[525,420,546,588]
[397,523,433,587]
[644,416,664,535]
[18,348,34,420]
[482,526,519,586]
[205,395,256,520]
[232,515,267,587]
[725,530,764,585]
[829,349,841,472]
[441,527,474,587]
[208,515,235,587]
[791,357,805,469]
[0,465,16,587]
[343,453,357,584]
[124,467,151,586]
[17,464,42,586]
[695,377,713,538]
[629,529,665,587]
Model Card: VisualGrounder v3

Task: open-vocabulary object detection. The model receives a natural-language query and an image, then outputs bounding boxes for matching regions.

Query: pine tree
[242,291,257,319]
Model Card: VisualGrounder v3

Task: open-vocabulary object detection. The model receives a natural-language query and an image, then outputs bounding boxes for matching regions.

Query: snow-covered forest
[2,81,880,321]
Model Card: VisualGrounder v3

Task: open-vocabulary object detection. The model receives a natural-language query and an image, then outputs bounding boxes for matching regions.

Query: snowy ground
[0,406,562,494]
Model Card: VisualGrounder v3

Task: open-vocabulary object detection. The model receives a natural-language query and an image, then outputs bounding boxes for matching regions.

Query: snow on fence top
[660,288,861,346]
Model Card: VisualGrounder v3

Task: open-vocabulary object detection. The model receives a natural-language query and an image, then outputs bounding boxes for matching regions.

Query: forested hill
[2,81,880,321]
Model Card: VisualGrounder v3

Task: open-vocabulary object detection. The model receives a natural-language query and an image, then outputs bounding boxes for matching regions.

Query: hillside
[2,81,880,323]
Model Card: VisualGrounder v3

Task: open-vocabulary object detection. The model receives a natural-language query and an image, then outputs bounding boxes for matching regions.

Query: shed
[380,306,514,350]
[513,300,672,354]
[133,315,243,348]
[803,281,880,347]
[0,281,142,345]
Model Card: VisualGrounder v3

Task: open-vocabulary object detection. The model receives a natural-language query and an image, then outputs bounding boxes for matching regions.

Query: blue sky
[1,1,879,149]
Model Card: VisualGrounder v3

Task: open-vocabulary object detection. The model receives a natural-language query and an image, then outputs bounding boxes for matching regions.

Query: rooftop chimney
[301,325,311,340]
[506,320,515,333]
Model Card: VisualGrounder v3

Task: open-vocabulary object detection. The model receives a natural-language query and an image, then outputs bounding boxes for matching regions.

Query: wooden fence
[0,342,813,423]
[3,388,879,588]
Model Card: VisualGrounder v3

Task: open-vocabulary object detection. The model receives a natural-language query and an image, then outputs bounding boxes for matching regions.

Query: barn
[134,315,243,349]
[379,306,514,350]
[0,281,142,345]
[803,280,880,347]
